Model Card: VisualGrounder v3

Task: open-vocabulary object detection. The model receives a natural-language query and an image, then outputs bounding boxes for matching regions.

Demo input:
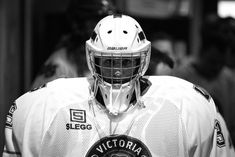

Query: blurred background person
[146,46,175,75]
[172,14,235,145]
[146,32,175,75]
[31,0,116,89]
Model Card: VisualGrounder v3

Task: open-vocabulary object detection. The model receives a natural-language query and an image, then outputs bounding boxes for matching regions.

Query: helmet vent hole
[105,94,108,99]
[107,30,112,34]
[137,38,140,43]
[96,37,98,42]
[123,30,128,34]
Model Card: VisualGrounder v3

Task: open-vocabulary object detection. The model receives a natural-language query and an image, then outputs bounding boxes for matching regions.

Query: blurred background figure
[146,32,189,76]
[31,0,116,89]
[146,32,175,75]
[146,46,175,75]
[172,14,235,145]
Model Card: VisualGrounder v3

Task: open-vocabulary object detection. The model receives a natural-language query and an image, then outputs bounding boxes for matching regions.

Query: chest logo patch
[86,135,152,157]
[66,109,92,130]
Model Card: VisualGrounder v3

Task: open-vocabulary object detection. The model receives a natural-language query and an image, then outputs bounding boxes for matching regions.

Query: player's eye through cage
[88,50,148,84]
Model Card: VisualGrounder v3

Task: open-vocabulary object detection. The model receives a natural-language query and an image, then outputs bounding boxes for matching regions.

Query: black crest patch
[215,119,226,148]
[193,84,211,101]
[86,135,152,157]
[30,83,46,92]
[5,102,17,128]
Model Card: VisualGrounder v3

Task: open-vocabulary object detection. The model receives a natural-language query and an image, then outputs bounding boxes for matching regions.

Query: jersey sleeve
[2,84,49,157]
[180,82,235,157]
[191,85,235,156]
[2,102,21,157]
[2,78,89,157]
[210,112,235,157]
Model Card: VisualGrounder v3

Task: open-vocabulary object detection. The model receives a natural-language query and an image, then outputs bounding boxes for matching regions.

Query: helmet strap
[134,78,145,108]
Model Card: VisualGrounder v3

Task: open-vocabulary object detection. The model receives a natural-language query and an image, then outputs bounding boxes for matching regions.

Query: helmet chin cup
[99,81,135,115]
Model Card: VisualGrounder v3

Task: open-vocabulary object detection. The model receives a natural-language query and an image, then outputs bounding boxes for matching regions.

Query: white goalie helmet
[86,14,151,115]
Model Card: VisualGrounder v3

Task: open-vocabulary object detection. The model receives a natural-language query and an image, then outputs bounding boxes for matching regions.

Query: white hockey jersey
[3,76,235,157]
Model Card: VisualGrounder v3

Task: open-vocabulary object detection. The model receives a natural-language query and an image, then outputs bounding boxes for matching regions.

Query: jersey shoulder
[145,75,217,140]
[18,77,90,108]
[146,75,213,103]
[146,75,216,115]
[14,78,89,124]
